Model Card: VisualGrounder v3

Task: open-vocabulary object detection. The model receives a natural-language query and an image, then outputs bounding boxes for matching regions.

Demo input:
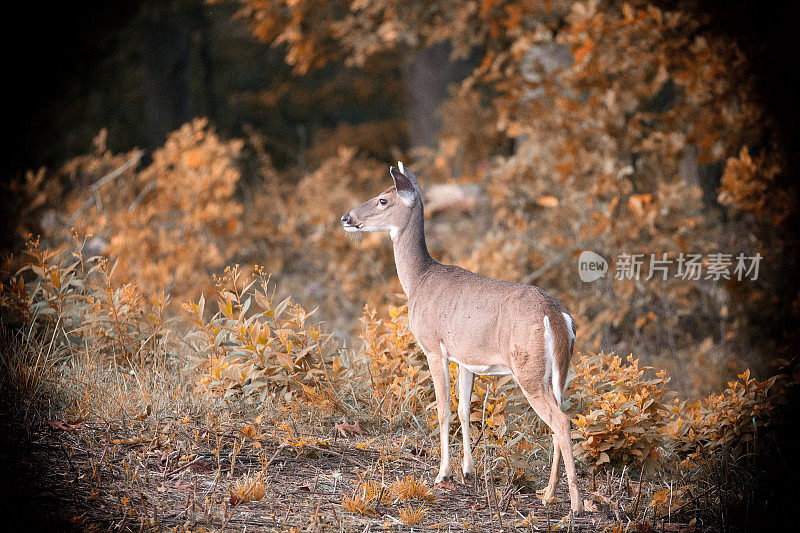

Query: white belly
[448,356,512,376]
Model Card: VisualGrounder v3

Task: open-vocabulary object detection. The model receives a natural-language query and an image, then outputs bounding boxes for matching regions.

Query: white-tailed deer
[341,163,583,513]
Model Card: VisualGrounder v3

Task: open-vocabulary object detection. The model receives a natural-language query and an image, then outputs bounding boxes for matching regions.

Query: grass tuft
[229,472,267,505]
[389,475,434,501]
[398,503,427,525]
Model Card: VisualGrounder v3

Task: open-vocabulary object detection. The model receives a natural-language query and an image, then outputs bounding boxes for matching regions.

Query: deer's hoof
[537,486,556,503]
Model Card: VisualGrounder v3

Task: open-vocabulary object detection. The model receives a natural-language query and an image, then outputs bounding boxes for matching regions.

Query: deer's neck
[392,203,434,299]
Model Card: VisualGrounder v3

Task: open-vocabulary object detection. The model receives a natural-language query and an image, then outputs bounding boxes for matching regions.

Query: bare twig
[58,436,79,482]
[521,241,589,284]
[632,466,645,518]
[260,445,284,472]
[654,486,715,521]
[303,443,369,470]
[68,149,144,225]
[128,181,156,212]
[165,456,203,478]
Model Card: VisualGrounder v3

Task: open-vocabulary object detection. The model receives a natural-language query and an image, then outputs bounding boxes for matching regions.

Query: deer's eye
[379,198,388,206]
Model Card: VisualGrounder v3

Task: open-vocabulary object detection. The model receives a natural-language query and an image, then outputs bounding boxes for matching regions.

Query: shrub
[569,352,675,471]
[84,119,246,302]
[358,302,432,428]
[568,351,783,480]
[2,237,172,368]
[0,239,191,423]
[669,369,780,467]
[184,265,346,410]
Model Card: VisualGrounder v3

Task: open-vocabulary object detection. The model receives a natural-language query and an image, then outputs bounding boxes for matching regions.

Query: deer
[341,163,583,513]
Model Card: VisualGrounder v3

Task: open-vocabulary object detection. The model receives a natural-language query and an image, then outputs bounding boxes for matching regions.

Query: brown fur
[342,165,583,513]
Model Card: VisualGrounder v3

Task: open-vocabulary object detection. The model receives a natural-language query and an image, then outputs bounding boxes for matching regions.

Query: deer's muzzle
[341,212,361,231]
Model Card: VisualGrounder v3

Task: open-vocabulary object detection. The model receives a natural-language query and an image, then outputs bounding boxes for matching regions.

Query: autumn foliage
[5,2,792,400]
[2,0,797,529]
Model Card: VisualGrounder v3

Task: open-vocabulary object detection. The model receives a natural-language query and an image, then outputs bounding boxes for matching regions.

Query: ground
[0,411,704,532]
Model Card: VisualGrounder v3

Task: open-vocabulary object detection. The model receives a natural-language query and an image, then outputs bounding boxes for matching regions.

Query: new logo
[578,250,608,282]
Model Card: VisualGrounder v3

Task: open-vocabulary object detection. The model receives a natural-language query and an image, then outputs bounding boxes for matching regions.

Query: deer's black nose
[341,213,352,225]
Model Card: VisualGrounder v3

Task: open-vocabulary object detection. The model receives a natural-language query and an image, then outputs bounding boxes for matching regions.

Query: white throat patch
[345,225,399,238]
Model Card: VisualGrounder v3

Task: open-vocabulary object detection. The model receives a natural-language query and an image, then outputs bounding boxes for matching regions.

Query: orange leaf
[536,196,560,208]
[574,38,594,64]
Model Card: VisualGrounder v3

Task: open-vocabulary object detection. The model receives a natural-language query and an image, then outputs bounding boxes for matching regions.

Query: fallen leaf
[158,479,194,493]
[628,193,653,216]
[334,417,363,437]
[649,489,670,508]
[435,480,456,491]
[45,419,83,431]
[135,405,151,420]
[46,420,69,431]
[188,459,213,472]
[515,512,538,528]
[294,483,314,493]
[111,435,151,445]
[356,437,376,449]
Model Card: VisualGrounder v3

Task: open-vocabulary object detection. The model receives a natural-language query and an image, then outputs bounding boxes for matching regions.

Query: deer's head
[341,162,422,239]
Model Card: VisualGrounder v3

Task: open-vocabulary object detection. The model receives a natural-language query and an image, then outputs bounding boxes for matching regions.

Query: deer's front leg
[430,352,452,483]
[458,366,475,480]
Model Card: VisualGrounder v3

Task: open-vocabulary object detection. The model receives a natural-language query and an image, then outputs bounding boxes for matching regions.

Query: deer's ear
[390,166,416,206]
[398,161,421,191]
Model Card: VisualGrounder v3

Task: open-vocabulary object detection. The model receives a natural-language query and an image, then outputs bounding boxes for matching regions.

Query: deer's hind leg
[514,374,583,513]
[543,434,561,501]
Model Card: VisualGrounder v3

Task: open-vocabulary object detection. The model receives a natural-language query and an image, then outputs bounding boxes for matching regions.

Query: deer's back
[407,263,571,366]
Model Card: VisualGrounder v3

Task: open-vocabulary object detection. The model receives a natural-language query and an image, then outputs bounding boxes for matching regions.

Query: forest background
[1,0,799,530]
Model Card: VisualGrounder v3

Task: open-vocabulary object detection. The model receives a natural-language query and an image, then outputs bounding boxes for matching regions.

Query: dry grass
[229,472,267,505]
[389,475,434,501]
[0,327,61,405]
[398,503,427,525]
[341,484,380,517]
